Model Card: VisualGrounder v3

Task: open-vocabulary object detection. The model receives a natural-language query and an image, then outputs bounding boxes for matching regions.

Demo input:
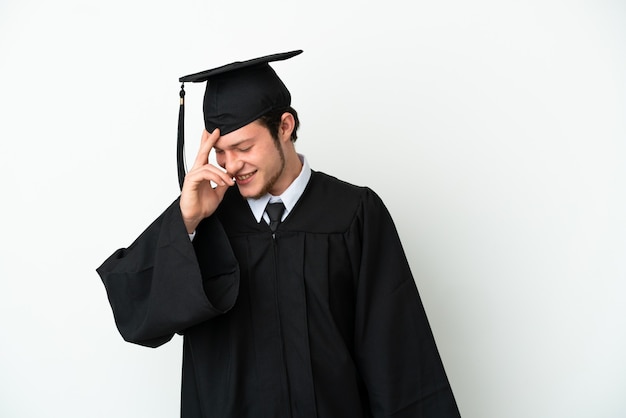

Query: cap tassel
[177,83,186,190]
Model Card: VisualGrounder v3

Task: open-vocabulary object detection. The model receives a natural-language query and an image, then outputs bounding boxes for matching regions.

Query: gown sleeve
[351,189,461,417]
[96,199,240,348]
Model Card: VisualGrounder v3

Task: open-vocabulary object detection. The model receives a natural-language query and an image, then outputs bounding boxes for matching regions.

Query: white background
[1,0,625,417]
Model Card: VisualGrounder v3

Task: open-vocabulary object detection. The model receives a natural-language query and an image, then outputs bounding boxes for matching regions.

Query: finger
[190,130,210,170]
[207,128,220,146]
[214,182,230,200]
[186,163,234,187]
[196,162,234,186]
[191,129,221,169]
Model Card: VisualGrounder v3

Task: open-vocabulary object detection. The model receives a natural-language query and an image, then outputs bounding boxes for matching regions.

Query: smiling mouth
[236,171,256,182]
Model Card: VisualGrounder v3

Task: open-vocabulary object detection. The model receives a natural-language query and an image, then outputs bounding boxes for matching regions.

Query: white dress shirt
[247,154,311,225]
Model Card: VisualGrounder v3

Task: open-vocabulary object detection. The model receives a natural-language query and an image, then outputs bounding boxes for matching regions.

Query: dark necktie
[266,202,285,233]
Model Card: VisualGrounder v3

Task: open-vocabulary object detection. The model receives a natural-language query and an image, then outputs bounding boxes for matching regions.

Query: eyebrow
[214,138,253,152]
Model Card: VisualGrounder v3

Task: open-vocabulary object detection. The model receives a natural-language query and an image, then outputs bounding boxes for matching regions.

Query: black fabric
[179,50,302,136]
[266,201,285,233]
[179,50,302,84]
[177,85,186,189]
[97,171,461,417]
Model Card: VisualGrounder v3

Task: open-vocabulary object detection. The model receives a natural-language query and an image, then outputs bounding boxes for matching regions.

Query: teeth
[237,172,254,181]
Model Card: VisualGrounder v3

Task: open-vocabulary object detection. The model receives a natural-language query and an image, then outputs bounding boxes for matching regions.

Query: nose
[222,152,244,176]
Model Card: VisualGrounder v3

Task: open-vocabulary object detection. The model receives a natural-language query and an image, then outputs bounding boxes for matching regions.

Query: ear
[279,112,295,142]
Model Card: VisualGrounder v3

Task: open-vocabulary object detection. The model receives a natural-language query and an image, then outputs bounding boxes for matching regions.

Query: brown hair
[258,107,300,142]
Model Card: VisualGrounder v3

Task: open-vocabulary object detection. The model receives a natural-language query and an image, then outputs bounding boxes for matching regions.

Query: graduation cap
[176,50,303,189]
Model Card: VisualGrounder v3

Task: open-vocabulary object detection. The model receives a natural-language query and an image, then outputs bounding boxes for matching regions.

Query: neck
[269,145,302,196]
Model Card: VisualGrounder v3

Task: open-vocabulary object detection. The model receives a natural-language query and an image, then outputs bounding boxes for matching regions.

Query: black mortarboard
[176,50,303,189]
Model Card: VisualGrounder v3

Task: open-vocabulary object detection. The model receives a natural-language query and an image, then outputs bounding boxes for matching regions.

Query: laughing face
[214,120,289,199]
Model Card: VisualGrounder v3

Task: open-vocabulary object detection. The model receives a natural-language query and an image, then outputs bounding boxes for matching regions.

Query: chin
[237,174,278,200]
[236,184,261,199]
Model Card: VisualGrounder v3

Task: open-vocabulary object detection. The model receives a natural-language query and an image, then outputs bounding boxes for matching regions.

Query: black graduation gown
[97,171,460,418]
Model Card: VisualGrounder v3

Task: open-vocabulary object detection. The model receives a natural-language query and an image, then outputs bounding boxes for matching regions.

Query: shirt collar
[247,154,311,223]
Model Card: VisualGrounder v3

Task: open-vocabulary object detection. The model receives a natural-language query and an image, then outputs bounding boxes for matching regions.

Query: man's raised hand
[180,129,234,233]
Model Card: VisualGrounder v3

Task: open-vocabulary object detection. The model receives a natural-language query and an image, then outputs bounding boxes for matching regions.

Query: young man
[98,50,460,417]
